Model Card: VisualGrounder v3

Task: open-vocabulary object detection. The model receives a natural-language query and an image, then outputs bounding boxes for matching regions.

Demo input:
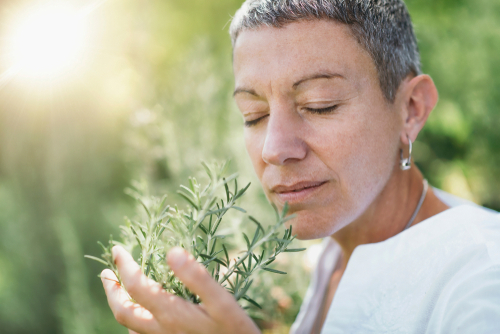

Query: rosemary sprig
[86,162,305,309]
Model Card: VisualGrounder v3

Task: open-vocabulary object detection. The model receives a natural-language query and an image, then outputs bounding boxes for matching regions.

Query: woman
[101,1,500,333]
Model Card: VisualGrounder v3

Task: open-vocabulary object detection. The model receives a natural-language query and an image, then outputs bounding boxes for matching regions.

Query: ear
[398,74,438,145]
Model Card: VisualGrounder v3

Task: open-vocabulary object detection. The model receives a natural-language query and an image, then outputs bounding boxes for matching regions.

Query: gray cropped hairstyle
[229,0,421,102]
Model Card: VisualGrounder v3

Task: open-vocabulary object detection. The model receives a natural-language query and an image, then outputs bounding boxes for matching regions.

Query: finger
[101,269,160,333]
[112,246,216,332]
[129,330,140,334]
[112,245,174,315]
[113,246,208,327]
[167,247,235,315]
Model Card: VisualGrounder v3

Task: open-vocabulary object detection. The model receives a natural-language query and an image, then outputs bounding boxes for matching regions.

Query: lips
[272,181,327,193]
[271,180,328,204]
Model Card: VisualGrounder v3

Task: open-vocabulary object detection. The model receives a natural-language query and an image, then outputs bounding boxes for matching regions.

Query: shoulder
[435,204,500,265]
[417,205,500,332]
[329,204,500,332]
[432,187,500,254]
[344,204,500,311]
[352,203,500,268]
[433,187,498,215]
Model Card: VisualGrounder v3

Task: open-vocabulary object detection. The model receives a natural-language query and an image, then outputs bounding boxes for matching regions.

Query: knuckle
[113,307,127,326]
[156,312,173,327]
[155,301,174,324]
[156,303,170,319]
[155,299,185,329]
[156,298,186,327]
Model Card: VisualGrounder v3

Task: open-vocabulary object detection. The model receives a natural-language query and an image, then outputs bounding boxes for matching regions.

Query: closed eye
[304,105,339,114]
[244,114,269,127]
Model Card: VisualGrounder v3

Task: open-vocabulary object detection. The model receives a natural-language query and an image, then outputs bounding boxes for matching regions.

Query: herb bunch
[86,162,305,309]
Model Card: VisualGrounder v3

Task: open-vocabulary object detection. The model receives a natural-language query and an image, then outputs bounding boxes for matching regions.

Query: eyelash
[244,115,268,127]
[304,105,339,114]
[244,105,338,127]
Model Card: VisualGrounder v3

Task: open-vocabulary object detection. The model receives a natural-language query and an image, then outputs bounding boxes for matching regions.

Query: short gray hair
[229,0,421,102]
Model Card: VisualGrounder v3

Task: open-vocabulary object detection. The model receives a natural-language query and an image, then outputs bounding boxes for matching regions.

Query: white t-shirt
[290,191,500,334]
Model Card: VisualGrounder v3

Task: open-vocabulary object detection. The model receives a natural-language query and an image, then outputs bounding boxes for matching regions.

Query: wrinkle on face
[233,19,402,240]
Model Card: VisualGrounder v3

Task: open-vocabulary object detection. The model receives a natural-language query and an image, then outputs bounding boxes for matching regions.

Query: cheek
[308,106,400,217]
[244,129,265,178]
[342,119,397,176]
[345,115,399,202]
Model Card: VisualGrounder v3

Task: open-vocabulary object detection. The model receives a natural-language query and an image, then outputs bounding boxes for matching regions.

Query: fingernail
[168,247,187,270]
[112,246,119,263]
[100,269,111,283]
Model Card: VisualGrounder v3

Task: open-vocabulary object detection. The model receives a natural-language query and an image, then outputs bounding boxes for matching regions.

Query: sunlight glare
[6,4,88,81]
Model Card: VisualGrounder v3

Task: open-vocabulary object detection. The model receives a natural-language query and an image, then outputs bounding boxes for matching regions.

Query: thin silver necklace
[403,179,429,231]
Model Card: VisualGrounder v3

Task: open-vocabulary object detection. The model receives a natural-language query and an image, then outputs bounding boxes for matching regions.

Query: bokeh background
[0,0,498,333]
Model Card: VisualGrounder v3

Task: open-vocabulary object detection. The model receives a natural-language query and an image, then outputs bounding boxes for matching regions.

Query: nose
[261,106,308,166]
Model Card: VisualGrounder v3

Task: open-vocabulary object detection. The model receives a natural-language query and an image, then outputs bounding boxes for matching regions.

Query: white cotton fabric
[290,191,500,334]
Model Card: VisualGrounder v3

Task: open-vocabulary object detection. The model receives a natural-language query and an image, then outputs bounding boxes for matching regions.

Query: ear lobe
[400,74,438,144]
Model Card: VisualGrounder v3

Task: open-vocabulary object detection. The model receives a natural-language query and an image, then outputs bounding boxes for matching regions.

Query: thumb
[167,247,233,312]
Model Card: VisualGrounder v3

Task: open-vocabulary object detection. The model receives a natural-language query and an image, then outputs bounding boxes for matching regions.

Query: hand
[101,246,261,334]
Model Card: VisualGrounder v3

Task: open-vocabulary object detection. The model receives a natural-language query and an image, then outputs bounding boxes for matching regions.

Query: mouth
[272,181,328,204]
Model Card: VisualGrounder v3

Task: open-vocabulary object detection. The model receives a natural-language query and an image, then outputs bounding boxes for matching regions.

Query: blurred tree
[407,0,500,210]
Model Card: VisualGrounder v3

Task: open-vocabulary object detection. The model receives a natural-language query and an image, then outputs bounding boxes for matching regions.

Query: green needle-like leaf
[84,255,110,266]
[85,161,305,313]
[262,267,287,275]
[242,296,262,309]
[284,248,307,252]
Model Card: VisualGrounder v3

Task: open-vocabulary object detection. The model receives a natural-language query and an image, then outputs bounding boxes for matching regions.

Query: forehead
[233,19,377,90]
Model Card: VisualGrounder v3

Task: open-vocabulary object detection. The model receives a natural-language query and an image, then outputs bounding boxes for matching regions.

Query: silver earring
[400,135,412,171]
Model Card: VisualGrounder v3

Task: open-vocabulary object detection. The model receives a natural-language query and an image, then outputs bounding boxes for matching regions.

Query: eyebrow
[233,88,258,97]
[233,72,345,97]
[292,72,345,89]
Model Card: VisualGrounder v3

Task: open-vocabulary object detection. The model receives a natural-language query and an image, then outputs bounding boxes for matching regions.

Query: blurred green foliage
[0,0,498,333]
[407,0,500,207]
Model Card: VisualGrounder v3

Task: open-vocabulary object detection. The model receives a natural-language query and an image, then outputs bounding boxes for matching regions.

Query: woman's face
[233,20,404,240]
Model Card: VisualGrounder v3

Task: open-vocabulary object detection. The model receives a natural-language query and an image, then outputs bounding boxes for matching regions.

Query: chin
[285,210,343,241]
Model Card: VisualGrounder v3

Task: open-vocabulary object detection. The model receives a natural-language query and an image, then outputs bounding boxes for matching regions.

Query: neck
[332,165,449,268]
